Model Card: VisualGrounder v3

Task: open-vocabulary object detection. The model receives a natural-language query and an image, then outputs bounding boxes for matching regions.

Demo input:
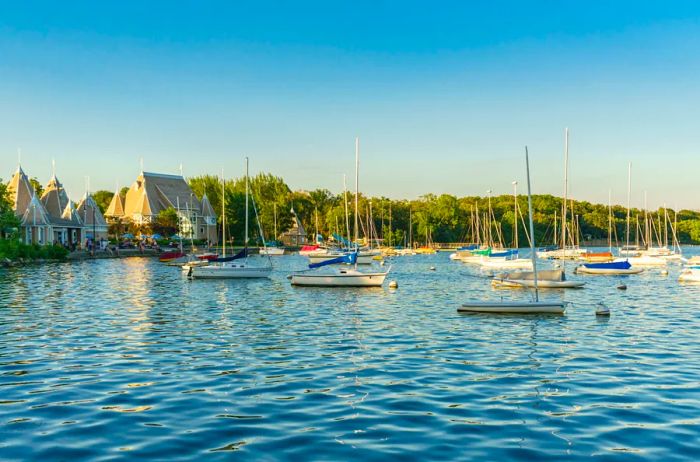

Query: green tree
[153,207,179,237]
[29,177,44,197]
[92,190,114,214]
[0,179,20,238]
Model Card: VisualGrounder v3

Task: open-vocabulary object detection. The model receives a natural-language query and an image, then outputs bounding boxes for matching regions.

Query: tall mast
[486,189,493,247]
[314,207,319,243]
[644,190,649,248]
[222,170,226,258]
[245,157,249,250]
[343,174,350,247]
[409,207,413,248]
[354,137,359,249]
[664,204,668,248]
[562,128,569,250]
[525,147,539,302]
[608,189,612,253]
[273,203,277,242]
[625,162,631,254]
[388,203,392,247]
[512,181,518,249]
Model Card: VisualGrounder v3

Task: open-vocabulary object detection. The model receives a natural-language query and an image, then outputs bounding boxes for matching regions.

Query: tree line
[82,173,700,246]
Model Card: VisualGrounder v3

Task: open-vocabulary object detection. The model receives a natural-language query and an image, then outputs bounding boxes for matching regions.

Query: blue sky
[1,1,699,209]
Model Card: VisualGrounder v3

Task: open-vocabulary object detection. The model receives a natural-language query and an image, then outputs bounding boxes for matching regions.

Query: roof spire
[140,157,144,174]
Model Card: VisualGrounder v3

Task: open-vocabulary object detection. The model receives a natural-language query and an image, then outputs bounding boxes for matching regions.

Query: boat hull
[491,279,585,289]
[190,265,272,279]
[459,301,565,314]
[480,258,533,269]
[259,247,285,256]
[679,268,700,282]
[290,272,387,287]
[625,256,667,267]
[575,266,644,275]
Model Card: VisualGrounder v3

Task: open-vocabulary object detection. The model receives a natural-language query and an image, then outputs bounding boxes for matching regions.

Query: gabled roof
[282,211,306,236]
[123,171,202,218]
[40,175,71,219]
[76,193,108,227]
[61,200,83,226]
[105,189,125,217]
[21,194,52,227]
[200,193,217,218]
[7,166,35,216]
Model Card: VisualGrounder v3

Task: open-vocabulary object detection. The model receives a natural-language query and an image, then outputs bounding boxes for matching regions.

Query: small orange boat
[582,251,613,262]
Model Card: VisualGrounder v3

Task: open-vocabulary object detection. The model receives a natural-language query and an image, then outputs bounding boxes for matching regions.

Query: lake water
[1,251,700,461]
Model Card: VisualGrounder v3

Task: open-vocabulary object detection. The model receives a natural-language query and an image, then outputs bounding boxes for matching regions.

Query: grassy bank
[0,239,69,262]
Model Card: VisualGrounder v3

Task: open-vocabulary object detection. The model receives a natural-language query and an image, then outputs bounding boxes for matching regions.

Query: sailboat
[537,129,588,260]
[190,158,273,279]
[290,138,390,287]
[575,163,643,275]
[478,181,533,270]
[259,203,285,255]
[459,147,566,314]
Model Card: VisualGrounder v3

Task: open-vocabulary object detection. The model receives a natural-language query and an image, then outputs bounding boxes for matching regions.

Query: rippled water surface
[2,251,700,461]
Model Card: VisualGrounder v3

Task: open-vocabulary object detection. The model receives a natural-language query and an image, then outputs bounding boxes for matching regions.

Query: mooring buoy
[389,280,398,289]
[595,302,611,316]
[429,266,436,271]
[617,284,627,290]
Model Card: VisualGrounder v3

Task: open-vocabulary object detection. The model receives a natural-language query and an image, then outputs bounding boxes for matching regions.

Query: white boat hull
[625,256,667,267]
[479,258,533,269]
[491,279,585,289]
[574,266,644,275]
[679,268,700,282]
[291,270,388,287]
[459,301,565,314]
[259,247,285,256]
[190,264,272,279]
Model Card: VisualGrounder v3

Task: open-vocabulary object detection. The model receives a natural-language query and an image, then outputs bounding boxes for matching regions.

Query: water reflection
[1,251,699,460]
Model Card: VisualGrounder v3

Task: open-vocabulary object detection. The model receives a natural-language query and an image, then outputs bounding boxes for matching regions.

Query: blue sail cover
[583,260,631,270]
[212,248,248,263]
[308,252,358,269]
[490,249,518,258]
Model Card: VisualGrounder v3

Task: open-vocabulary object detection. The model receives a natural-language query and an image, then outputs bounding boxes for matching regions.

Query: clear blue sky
[1,1,699,209]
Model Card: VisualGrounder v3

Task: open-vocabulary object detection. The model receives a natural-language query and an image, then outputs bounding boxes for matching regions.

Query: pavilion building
[122,171,218,243]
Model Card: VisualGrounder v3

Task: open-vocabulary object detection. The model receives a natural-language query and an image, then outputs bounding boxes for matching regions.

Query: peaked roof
[21,194,52,227]
[76,193,108,227]
[40,175,71,219]
[61,200,83,226]
[105,190,125,217]
[123,171,202,218]
[7,166,35,216]
[200,193,216,218]
[283,212,306,236]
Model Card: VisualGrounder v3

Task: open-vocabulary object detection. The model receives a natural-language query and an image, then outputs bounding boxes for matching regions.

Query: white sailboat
[478,181,533,270]
[190,158,273,279]
[537,128,588,260]
[291,137,390,287]
[460,147,566,314]
[259,204,285,255]
[575,163,644,275]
